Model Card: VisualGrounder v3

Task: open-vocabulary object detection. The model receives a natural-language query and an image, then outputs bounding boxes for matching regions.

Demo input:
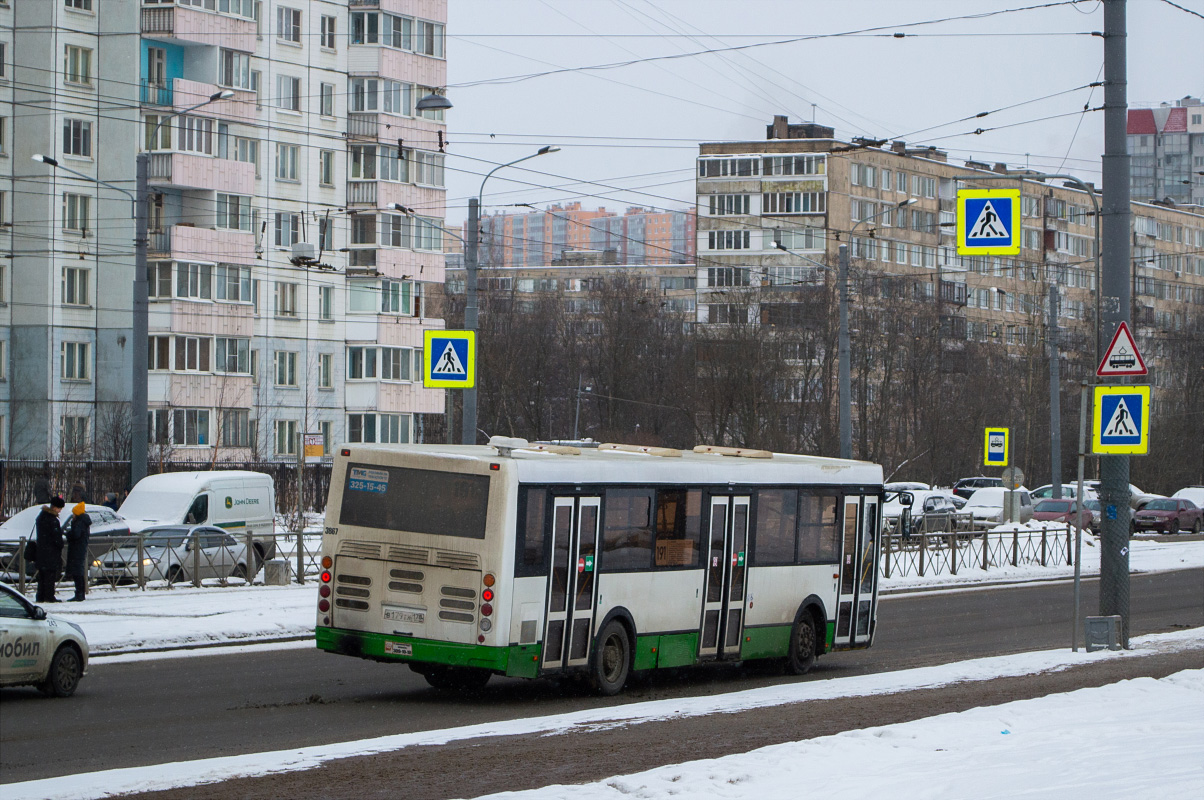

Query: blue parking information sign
[1092,385,1150,455]
[423,330,476,389]
[957,189,1021,256]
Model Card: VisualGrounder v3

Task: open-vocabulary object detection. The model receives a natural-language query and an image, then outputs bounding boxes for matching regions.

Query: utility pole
[837,243,851,460]
[1100,0,1132,646]
[131,153,149,487]
[1048,283,1061,499]
[462,198,480,446]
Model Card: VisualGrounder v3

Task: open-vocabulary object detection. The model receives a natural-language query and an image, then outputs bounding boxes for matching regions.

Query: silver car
[0,582,89,696]
[90,525,253,585]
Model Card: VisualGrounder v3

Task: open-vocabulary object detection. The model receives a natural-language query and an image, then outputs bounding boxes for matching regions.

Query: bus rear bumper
[315,626,542,678]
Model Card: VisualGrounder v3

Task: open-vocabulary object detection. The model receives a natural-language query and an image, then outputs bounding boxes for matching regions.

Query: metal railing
[141,80,173,107]
[1,531,324,593]
[881,525,1075,579]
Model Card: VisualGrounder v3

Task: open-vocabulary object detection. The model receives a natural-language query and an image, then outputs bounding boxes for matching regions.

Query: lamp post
[34,89,232,486]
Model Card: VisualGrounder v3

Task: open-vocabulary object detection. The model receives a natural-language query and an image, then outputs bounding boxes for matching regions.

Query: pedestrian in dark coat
[65,502,92,602]
[70,480,89,504]
[33,467,52,505]
[102,493,120,511]
[35,496,66,603]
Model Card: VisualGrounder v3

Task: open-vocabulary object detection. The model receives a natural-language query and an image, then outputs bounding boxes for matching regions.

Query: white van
[118,471,276,559]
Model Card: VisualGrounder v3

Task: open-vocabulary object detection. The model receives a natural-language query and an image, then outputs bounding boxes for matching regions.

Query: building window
[380,347,411,381]
[147,335,169,371]
[707,194,750,216]
[415,85,444,121]
[178,115,214,155]
[65,0,94,9]
[62,267,90,306]
[216,193,252,231]
[63,119,92,157]
[171,409,210,446]
[214,264,251,302]
[219,408,250,448]
[146,47,166,88]
[349,78,377,112]
[350,11,379,44]
[351,214,377,245]
[176,262,213,300]
[274,213,300,247]
[144,115,171,151]
[318,353,333,388]
[61,341,90,380]
[413,20,445,57]
[276,7,301,42]
[382,80,409,115]
[320,83,334,117]
[61,416,89,453]
[273,281,298,316]
[318,285,333,320]
[219,49,251,90]
[275,420,298,456]
[413,151,444,187]
[379,146,408,182]
[147,263,172,299]
[380,280,411,314]
[63,45,92,85]
[276,75,301,111]
[382,213,409,247]
[275,143,299,181]
[347,413,376,443]
[319,150,335,186]
[318,217,334,251]
[346,346,377,379]
[215,337,250,373]
[274,351,297,386]
[350,145,377,179]
[706,230,751,250]
[413,217,442,251]
[174,335,210,372]
[762,192,825,214]
[62,193,91,233]
[320,15,336,49]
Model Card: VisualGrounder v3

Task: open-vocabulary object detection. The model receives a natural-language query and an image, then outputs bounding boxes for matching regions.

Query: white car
[90,524,253,585]
[964,486,1034,525]
[0,504,131,580]
[0,582,89,696]
[1171,487,1204,508]
[1031,484,1098,501]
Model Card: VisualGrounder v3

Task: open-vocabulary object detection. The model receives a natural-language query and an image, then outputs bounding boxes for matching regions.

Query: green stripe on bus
[826,621,835,651]
[315,627,542,678]
[632,632,699,670]
[740,625,791,661]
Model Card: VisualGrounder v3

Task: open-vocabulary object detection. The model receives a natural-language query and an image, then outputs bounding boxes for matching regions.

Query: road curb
[92,634,314,658]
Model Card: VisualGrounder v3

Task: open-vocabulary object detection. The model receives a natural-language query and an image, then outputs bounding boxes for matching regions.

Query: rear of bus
[315,445,524,678]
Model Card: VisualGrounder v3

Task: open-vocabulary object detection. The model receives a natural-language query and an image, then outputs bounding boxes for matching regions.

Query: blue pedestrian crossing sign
[957,189,1021,256]
[423,330,476,389]
[1092,385,1150,455]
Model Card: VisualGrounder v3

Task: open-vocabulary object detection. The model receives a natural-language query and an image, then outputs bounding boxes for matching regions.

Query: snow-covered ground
[7,628,1203,800]
[39,537,1203,655]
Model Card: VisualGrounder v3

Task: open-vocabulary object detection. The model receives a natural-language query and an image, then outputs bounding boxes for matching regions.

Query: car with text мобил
[0,582,89,697]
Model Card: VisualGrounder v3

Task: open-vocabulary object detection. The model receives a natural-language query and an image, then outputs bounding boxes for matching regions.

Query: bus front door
[698,495,750,661]
[835,495,880,648]
[542,496,602,671]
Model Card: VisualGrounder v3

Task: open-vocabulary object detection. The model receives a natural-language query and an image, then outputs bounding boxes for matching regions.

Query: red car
[1131,498,1203,534]
[1032,499,1088,528]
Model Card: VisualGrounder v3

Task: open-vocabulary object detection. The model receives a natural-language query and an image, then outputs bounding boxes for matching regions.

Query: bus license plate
[383,607,425,625]
[384,641,412,656]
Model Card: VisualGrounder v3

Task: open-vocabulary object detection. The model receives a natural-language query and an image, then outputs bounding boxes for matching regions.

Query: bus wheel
[591,620,631,696]
[421,666,491,692]
[786,614,818,675]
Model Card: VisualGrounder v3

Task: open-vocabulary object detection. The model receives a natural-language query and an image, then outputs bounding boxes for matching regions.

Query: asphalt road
[2,569,1201,785]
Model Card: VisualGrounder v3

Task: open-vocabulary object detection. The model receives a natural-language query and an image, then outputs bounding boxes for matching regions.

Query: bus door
[698,495,750,660]
[542,496,602,671]
[835,495,880,647]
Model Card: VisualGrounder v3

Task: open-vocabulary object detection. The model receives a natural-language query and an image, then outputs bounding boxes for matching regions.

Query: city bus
[315,438,885,694]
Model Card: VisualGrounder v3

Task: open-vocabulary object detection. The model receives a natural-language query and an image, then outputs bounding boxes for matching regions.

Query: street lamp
[33,89,233,485]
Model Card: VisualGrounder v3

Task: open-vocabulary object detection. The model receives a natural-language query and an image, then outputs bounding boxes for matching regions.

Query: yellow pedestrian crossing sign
[957,189,1021,256]
[423,330,476,388]
[1092,385,1150,455]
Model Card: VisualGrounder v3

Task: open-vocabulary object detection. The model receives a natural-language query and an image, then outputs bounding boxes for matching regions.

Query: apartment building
[1128,96,1204,206]
[479,202,696,269]
[695,116,1204,383]
[1,0,449,461]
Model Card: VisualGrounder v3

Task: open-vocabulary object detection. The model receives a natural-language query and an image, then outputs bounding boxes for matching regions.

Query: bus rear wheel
[417,665,491,693]
[786,613,818,675]
[591,620,631,696]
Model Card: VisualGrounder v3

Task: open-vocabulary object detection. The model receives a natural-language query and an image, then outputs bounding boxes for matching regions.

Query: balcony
[141,5,256,53]
[148,225,257,266]
[173,78,256,123]
[149,152,255,195]
[141,81,173,107]
[347,114,379,140]
[347,181,377,206]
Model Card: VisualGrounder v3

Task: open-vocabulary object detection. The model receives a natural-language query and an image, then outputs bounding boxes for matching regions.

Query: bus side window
[516,488,548,578]
[653,489,701,568]
[753,489,798,565]
[798,495,839,563]
[602,489,654,571]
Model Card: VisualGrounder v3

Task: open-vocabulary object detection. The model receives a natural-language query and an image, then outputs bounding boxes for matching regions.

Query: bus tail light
[479,618,492,632]
[482,588,494,602]
[481,603,493,617]
[319,585,331,598]
[321,556,332,569]
[321,571,331,583]
[483,573,496,587]
[318,599,330,613]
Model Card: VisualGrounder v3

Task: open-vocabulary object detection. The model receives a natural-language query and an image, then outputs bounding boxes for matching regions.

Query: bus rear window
[339,464,490,540]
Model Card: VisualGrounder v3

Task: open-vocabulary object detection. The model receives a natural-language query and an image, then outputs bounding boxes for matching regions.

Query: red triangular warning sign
[1097,321,1147,376]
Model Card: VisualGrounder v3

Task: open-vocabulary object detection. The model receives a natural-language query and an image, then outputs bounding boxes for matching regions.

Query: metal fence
[0,530,325,594]
[881,526,1075,579]
[0,459,332,520]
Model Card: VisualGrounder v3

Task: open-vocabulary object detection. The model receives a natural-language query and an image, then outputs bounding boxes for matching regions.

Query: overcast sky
[440,0,1204,226]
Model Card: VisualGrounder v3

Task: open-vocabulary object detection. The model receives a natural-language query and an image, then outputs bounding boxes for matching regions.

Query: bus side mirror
[899,492,914,508]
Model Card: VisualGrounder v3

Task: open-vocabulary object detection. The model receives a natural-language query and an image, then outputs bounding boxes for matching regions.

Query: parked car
[1171,487,1204,508]
[0,504,131,580]
[886,482,930,493]
[0,582,89,697]
[1082,499,1103,534]
[1032,498,1088,528]
[1082,481,1162,510]
[1131,498,1203,535]
[953,477,1003,500]
[884,490,963,533]
[89,525,254,585]
[963,486,1033,525]
[1031,484,1098,501]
